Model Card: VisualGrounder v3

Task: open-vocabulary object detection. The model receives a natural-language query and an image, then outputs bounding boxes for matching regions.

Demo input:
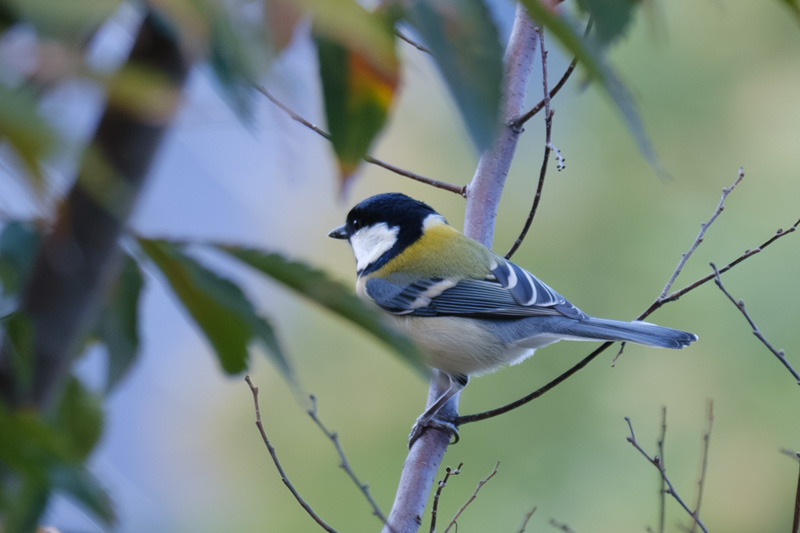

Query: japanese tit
[329,193,697,439]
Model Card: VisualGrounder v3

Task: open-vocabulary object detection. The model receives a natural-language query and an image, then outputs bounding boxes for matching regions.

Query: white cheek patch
[350,223,400,273]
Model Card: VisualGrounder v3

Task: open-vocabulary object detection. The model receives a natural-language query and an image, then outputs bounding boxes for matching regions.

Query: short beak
[328,224,348,240]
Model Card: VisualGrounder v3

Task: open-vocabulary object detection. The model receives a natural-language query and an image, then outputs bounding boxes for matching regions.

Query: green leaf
[0,404,114,529]
[137,239,294,381]
[0,83,56,187]
[216,246,427,374]
[298,0,398,76]
[49,463,115,524]
[205,0,262,117]
[96,254,143,392]
[0,221,43,301]
[576,0,637,47]
[405,0,504,153]
[0,311,35,396]
[1,0,120,42]
[517,1,664,175]
[316,34,398,180]
[780,0,800,22]
[53,377,104,460]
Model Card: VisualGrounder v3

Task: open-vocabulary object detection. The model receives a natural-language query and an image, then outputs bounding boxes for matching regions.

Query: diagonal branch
[625,416,709,533]
[254,84,465,195]
[246,377,338,533]
[455,213,800,426]
[505,27,554,260]
[307,394,387,524]
[711,263,800,383]
[661,168,744,298]
[443,461,500,533]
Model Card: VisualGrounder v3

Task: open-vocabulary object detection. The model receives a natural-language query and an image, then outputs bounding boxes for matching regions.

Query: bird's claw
[408,416,460,448]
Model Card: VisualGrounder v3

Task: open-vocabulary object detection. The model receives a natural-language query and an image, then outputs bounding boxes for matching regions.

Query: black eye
[351,218,361,230]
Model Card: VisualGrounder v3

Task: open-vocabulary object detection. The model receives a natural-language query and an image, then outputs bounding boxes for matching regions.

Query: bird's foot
[408,415,459,448]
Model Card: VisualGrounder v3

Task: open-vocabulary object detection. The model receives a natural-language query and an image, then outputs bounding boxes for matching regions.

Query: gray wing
[365,259,586,319]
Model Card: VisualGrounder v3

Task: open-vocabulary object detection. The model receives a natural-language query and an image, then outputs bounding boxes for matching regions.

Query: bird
[328,192,697,445]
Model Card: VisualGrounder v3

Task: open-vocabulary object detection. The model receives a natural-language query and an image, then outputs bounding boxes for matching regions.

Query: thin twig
[657,406,667,533]
[245,377,338,533]
[510,20,591,130]
[430,463,463,533]
[395,29,432,54]
[711,263,800,383]
[254,84,465,195]
[517,506,537,533]
[650,217,800,314]
[456,214,800,426]
[307,394,387,524]
[548,518,578,532]
[443,462,500,533]
[625,417,709,533]
[505,28,553,260]
[661,168,745,299]
[781,449,800,533]
[689,400,714,533]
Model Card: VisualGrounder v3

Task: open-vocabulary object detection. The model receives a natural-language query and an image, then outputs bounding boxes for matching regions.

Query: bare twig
[711,263,800,383]
[510,20,591,130]
[661,168,745,299]
[442,462,500,533]
[625,416,709,533]
[395,29,432,54]
[517,506,537,533]
[456,213,800,426]
[505,28,554,260]
[245,377,338,533]
[781,449,800,533]
[549,518,578,532]
[307,394,387,524]
[656,406,667,533]
[429,463,463,533]
[648,217,800,314]
[690,400,714,533]
[254,84,465,195]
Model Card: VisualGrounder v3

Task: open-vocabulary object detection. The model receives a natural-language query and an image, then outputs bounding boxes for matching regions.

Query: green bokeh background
[88,2,800,532]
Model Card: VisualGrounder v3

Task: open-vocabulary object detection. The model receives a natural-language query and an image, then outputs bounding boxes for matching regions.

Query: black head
[328,193,446,274]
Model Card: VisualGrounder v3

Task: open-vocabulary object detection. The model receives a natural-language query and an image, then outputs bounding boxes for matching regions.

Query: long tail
[561,317,698,348]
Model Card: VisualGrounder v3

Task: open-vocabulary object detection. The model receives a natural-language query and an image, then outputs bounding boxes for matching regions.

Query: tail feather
[563,317,698,348]
[496,315,698,349]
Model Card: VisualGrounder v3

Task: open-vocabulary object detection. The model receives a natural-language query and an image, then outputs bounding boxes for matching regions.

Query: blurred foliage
[137,238,294,381]
[218,244,428,374]
[405,0,504,154]
[0,0,799,532]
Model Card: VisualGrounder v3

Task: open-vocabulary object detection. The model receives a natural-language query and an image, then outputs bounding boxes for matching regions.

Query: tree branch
[382,6,540,533]
[505,27,553,260]
[246,377,337,533]
[463,4,539,248]
[625,416,709,533]
[782,449,800,533]
[443,461,500,533]
[661,168,744,299]
[429,463,462,533]
[0,11,189,410]
[689,400,714,533]
[307,394,387,524]
[711,263,800,383]
[254,84,465,195]
[455,211,800,426]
